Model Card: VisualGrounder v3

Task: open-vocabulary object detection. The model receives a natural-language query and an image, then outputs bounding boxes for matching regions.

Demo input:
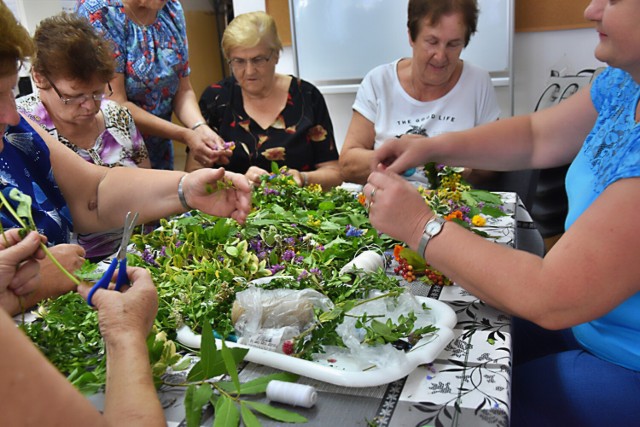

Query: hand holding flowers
[181,168,252,224]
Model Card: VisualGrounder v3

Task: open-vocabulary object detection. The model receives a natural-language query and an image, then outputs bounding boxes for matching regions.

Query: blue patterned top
[566,67,640,371]
[76,0,190,170]
[0,117,72,245]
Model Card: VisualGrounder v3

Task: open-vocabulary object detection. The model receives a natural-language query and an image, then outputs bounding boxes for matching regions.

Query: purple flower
[142,249,159,266]
[345,224,364,237]
[269,264,285,274]
[282,249,296,262]
[263,188,280,196]
[297,270,309,281]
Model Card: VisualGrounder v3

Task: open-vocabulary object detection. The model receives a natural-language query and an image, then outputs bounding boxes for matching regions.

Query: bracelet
[301,172,309,187]
[190,121,206,131]
[178,174,193,210]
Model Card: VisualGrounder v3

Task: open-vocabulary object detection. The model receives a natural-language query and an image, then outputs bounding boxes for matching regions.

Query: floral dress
[198,76,338,173]
[16,93,148,261]
[0,117,72,246]
[76,0,190,170]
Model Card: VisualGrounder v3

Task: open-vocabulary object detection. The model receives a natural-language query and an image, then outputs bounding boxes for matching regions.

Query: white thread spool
[339,250,384,276]
[266,380,318,408]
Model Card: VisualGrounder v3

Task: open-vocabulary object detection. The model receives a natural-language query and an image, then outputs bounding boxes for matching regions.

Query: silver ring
[370,187,377,201]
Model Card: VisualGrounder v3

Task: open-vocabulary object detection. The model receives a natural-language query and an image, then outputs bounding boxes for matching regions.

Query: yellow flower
[471,215,486,227]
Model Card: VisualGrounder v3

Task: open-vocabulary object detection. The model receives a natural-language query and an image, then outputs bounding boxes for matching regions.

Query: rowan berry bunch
[394,256,416,282]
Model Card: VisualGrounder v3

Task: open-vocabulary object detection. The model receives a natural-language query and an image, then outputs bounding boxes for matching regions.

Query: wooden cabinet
[516,0,593,32]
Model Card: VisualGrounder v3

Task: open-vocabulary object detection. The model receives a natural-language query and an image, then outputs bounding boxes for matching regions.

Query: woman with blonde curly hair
[195,11,342,190]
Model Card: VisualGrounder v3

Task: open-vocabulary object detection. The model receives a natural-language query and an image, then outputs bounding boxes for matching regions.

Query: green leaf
[244,401,308,423]
[225,246,239,257]
[184,383,213,427]
[9,188,34,226]
[466,189,503,205]
[399,247,427,271]
[172,356,192,371]
[370,319,398,342]
[188,322,218,381]
[213,395,240,427]
[240,402,262,427]
[220,338,241,392]
[481,205,508,217]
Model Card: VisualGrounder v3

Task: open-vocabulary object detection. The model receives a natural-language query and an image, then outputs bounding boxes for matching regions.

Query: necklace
[123,1,153,29]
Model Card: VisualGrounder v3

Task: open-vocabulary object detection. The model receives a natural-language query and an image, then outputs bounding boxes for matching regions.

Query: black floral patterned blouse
[198,75,338,173]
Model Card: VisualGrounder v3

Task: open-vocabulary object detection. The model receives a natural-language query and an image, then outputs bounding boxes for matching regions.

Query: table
[88,193,521,427]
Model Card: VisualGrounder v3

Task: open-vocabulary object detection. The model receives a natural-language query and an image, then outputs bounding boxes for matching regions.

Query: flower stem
[0,192,81,286]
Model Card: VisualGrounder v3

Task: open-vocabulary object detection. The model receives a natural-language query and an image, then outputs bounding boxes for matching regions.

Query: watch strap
[417,216,445,259]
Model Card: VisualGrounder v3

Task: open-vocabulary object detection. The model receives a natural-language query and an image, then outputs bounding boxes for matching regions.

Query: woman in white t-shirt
[340,0,500,186]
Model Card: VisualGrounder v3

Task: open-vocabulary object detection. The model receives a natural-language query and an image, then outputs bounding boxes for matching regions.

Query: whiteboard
[289,0,512,85]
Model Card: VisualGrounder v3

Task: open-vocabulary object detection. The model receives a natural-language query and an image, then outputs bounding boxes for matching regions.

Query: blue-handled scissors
[87,211,139,306]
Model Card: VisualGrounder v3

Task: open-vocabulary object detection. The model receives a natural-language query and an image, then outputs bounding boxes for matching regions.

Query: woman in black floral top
[191,11,342,190]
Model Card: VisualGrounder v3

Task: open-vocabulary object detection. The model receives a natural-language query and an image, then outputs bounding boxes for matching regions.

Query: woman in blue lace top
[362,0,640,425]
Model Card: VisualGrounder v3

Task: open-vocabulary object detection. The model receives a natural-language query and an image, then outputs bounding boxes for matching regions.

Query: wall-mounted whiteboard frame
[288,0,513,114]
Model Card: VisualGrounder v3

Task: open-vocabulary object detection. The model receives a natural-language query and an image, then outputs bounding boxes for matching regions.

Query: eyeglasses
[227,50,274,70]
[45,76,113,105]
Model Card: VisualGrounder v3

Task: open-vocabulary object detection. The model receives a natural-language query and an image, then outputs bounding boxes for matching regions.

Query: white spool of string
[266,380,318,408]
[339,250,384,276]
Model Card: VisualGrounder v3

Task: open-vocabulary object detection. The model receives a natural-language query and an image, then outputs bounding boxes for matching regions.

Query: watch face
[426,220,443,235]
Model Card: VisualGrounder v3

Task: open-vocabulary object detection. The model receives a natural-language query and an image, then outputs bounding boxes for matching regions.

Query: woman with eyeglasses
[193,11,342,190]
[16,12,149,271]
[340,0,500,187]
[76,0,230,171]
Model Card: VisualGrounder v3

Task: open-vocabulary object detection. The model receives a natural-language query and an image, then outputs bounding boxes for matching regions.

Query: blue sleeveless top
[566,67,640,371]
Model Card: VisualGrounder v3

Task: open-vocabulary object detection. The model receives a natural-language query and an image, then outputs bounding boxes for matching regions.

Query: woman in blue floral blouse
[194,11,342,190]
[76,0,230,170]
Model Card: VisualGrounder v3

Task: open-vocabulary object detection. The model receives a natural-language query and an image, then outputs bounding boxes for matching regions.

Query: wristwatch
[417,216,445,259]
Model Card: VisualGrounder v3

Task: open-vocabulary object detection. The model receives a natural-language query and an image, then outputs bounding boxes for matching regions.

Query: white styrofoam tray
[176,296,456,388]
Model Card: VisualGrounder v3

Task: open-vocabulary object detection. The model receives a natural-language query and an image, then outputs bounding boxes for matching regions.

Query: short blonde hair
[0,0,34,77]
[221,11,282,60]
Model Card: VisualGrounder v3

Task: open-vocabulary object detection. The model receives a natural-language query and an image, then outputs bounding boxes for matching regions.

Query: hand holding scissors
[87,211,139,307]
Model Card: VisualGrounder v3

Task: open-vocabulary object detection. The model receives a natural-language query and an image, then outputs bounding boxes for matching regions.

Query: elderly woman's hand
[185,125,233,167]
[372,134,432,177]
[182,168,252,224]
[245,166,270,186]
[0,230,45,311]
[77,266,158,342]
[363,168,433,250]
[39,244,86,296]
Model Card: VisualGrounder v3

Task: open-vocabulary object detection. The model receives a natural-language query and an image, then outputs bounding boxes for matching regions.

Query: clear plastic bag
[232,287,333,353]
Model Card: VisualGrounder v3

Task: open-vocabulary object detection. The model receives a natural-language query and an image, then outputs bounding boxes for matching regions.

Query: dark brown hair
[407,0,478,47]
[31,12,115,83]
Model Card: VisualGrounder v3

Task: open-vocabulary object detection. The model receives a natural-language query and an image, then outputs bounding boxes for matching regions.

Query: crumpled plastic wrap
[233,284,437,368]
[334,290,437,368]
[232,287,333,353]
